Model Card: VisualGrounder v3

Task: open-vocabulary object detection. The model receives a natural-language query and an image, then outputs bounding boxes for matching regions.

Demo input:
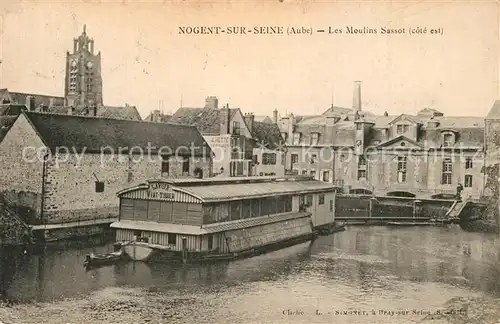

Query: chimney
[68,106,74,115]
[273,109,278,124]
[384,111,388,117]
[219,105,230,134]
[25,96,35,111]
[287,113,295,145]
[352,81,362,111]
[426,117,440,128]
[205,96,219,109]
[244,113,255,133]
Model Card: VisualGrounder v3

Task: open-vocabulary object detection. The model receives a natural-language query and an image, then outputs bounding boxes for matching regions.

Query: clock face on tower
[86,61,93,69]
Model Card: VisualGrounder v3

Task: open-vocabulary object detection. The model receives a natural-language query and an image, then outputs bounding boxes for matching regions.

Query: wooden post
[368,197,372,219]
[182,237,187,264]
[332,191,336,222]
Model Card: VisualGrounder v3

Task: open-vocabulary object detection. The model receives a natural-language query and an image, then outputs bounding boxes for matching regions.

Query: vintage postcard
[0,0,499,323]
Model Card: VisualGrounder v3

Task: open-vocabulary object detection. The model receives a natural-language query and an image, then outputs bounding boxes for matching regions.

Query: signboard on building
[148,182,175,200]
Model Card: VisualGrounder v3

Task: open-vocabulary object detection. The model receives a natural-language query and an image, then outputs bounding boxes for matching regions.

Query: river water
[1,226,500,324]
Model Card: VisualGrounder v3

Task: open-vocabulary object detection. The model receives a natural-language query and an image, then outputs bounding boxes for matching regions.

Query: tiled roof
[36,105,142,121]
[253,115,273,123]
[252,121,284,150]
[9,91,64,107]
[98,105,142,121]
[22,111,212,155]
[170,107,240,134]
[0,104,26,116]
[0,116,17,142]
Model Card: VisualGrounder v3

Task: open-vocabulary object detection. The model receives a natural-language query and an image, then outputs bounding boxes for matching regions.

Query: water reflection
[2,226,500,306]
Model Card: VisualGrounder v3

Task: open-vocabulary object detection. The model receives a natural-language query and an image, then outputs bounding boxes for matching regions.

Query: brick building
[279,82,488,200]
[170,96,285,177]
[0,111,213,225]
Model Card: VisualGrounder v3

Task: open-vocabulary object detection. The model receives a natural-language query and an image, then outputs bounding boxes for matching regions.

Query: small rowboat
[84,250,124,269]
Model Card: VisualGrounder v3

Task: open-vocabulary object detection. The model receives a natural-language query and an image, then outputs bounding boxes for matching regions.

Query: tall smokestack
[352,81,362,111]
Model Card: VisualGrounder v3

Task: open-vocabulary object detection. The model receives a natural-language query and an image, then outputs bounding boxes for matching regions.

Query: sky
[0,0,499,119]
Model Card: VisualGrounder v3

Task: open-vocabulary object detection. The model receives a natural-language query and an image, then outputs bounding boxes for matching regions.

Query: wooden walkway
[31,218,118,230]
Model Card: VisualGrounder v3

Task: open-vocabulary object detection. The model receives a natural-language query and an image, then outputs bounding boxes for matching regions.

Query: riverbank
[1,227,500,323]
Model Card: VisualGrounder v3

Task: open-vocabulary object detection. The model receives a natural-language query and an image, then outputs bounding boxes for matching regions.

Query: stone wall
[42,153,212,224]
[0,114,44,218]
[0,201,31,246]
[484,119,500,222]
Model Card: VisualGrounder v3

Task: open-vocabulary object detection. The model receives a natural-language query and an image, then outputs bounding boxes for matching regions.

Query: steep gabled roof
[252,121,284,150]
[486,100,500,120]
[9,91,65,107]
[170,107,240,134]
[99,105,142,121]
[22,111,212,156]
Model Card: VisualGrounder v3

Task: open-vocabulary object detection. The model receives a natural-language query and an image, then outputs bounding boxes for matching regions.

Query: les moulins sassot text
[178,26,408,35]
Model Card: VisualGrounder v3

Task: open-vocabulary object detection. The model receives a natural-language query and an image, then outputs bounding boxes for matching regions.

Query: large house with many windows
[278,82,488,200]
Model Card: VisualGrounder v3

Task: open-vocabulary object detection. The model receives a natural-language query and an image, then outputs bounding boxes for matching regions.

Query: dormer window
[310,133,320,146]
[396,124,409,135]
[443,133,454,147]
[292,133,301,145]
[232,121,241,135]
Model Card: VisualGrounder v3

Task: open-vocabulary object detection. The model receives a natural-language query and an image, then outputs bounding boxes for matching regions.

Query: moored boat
[84,250,124,269]
[111,176,339,263]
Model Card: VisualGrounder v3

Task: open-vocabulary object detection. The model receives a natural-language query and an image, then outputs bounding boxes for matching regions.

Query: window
[281,132,288,142]
[127,171,133,183]
[443,133,454,147]
[69,63,78,92]
[252,155,258,165]
[207,234,214,250]
[357,170,366,180]
[358,156,366,167]
[397,124,409,134]
[292,133,301,145]
[262,153,277,165]
[465,158,473,169]
[232,121,240,135]
[310,154,317,164]
[334,179,344,187]
[319,194,325,205]
[310,170,316,178]
[291,154,299,164]
[465,175,473,188]
[182,157,190,175]
[161,156,170,175]
[168,233,176,245]
[302,170,308,175]
[306,195,313,206]
[441,158,453,185]
[310,133,319,146]
[397,156,407,183]
[95,181,104,193]
[329,200,334,212]
[322,170,330,182]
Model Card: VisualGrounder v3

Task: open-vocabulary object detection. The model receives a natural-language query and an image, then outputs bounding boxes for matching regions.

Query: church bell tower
[64,25,103,115]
